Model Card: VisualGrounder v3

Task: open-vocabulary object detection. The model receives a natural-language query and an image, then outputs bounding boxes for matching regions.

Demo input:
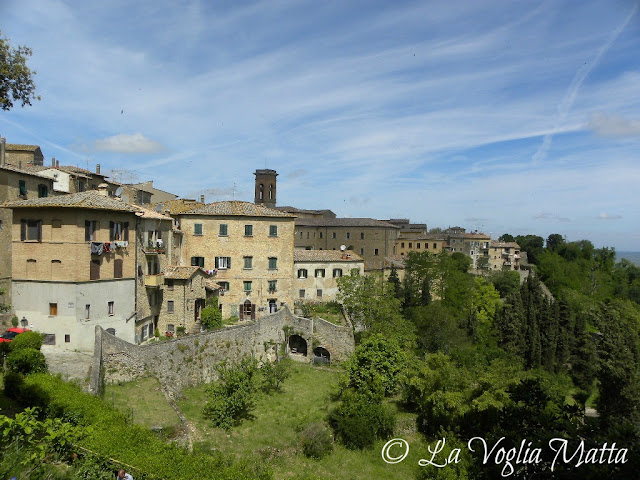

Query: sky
[1,0,640,251]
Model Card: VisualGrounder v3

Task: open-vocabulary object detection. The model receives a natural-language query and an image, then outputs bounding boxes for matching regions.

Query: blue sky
[2,0,640,250]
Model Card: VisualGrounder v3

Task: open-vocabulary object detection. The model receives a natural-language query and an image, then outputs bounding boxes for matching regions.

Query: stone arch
[289,334,307,356]
[313,346,330,363]
[106,328,116,336]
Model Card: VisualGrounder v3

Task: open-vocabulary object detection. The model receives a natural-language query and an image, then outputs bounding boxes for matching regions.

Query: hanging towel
[90,242,104,255]
[114,241,128,248]
[104,242,112,253]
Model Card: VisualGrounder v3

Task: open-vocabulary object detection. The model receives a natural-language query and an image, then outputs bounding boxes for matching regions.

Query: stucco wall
[92,306,354,395]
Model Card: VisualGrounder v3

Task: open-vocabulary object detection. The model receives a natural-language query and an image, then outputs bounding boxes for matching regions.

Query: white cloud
[588,113,640,137]
[91,133,166,154]
[597,213,623,220]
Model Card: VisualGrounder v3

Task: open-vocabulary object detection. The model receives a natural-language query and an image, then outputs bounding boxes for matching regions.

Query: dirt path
[160,386,202,451]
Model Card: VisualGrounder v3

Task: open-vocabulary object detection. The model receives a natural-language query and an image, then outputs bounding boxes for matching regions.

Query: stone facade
[91,306,355,395]
[158,266,211,336]
[293,249,364,301]
[396,233,448,257]
[488,241,522,271]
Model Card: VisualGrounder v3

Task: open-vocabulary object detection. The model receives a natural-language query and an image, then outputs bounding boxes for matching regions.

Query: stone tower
[254,169,277,208]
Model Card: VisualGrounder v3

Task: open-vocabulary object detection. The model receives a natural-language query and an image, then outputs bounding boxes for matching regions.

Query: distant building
[396,233,448,257]
[293,249,364,302]
[488,241,522,271]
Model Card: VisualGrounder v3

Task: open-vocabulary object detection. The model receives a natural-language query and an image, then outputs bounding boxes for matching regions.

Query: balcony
[145,273,164,288]
[502,251,511,256]
[143,241,166,255]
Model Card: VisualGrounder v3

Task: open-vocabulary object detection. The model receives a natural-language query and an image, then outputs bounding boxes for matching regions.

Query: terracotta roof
[490,241,521,249]
[205,280,221,291]
[294,249,363,262]
[398,232,448,240]
[134,206,172,221]
[153,199,204,215]
[0,164,55,180]
[182,201,295,218]
[295,217,401,228]
[2,190,139,212]
[463,232,491,239]
[164,266,207,280]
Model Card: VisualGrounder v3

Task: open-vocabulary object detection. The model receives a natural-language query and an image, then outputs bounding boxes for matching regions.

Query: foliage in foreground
[0,30,40,111]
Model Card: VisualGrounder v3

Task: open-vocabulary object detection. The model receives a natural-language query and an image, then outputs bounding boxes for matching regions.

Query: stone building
[2,143,44,167]
[488,241,522,271]
[2,190,140,351]
[293,249,364,301]
[254,169,278,209]
[395,233,448,257]
[175,201,295,320]
[159,266,212,336]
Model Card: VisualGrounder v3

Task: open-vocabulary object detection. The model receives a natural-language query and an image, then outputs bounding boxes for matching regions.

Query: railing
[143,241,165,254]
[144,273,164,287]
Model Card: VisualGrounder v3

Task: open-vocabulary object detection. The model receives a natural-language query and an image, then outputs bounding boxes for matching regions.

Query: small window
[243,256,253,269]
[374,248,379,256]
[433,243,437,249]
[332,232,336,239]
[219,224,228,236]
[244,281,252,292]
[191,256,205,268]
[401,242,405,248]
[38,184,48,198]
[78,181,85,192]
[219,281,229,291]
[268,257,277,270]
[346,232,350,239]
[194,223,203,235]
[269,225,278,237]
[114,259,123,278]
[49,303,58,316]
[409,243,412,248]
[20,219,42,241]
[360,232,364,240]
[360,248,364,255]
[319,232,323,239]
[142,325,148,341]
[167,324,175,332]
[268,280,277,292]
[109,221,129,241]
[167,280,174,290]
[299,289,305,298]
[298,269,308,279]
[333,268,343,278]
[244,224,253,236]
[90,259,101,280]
[315,269,325,278]
[85,304,90,319]
[417,243,421,249]
[108,301,114,315]
[317,289,323,298]
[85,220,98,241]
[168,300,174,313]
[65,334,71,343]
[215,257,231,269]
[19,180,27,196]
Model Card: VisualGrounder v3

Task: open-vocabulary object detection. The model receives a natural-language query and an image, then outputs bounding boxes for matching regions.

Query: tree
[0,31,40,111]
[499,233,515,242]
[200,298,223,330]
[546,233,565,252]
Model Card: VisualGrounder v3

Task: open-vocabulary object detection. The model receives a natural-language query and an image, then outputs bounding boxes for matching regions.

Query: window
[317,289,323,298]
[167,300,174,313]
[299,289,305,298]
[259,183,264,200]
[433,243,437,249]
[147,260,159,274]
[85,304,90,319]
[19,180,27,196]
[167,280,174,290]
[84,220,98,241]
[20,219,42,241]
[90,259,100,280]
[244,224,253,236]
[218,281,229,291]
[114,259,123,278]
[409,243,413,248]
[374,248,379,256]
[215,257,231,269]
[38,184,48,198]
[417,243,421,249]
[315,268,325,278]
[360,248,364,255]
[333,268,343,278]
[269,225,278,237]
[78,181,85,192]
[244,281,252,292]
[109,221,129,241]
[49,303,58,316]
[332,232,337,239]
[268,280,277,293]
[346,232,350,239]
[108,301,114,315]
[243,256,253,269]
[65,334,70,343]
[298,269,308,279]
[167,324,175,332]
[307,232,310,239]
[360,232,365,239]
[191,256,205,268]
[401,242,405,248]
[219,224,228,236]
[142,325,148,341]
[268,257,277,270]
[194,223,203,235]
[319,232,323,239]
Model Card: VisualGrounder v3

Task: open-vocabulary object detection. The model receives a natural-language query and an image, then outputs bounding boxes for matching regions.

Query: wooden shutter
[90,259,101,280]
[37,220,42,241]
[239,304,244,320]
[20,220,26,241]
[214,257,219,269]
[114,259,123,278]
[251,304,256,320]
[227,257,231,269]
[124,222,129,241]
[109,221,114,241]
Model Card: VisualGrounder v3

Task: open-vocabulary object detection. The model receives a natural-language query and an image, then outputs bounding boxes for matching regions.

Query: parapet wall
[90,306,354,395]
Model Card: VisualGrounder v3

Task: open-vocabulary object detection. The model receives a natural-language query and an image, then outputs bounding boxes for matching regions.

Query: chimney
[0,137,5,167]
[19,160,22,169]
[200,194,205,203]
[97,183,109,197]
[56,160,59,168]
[52,157,56,167]
[96,164,101,175]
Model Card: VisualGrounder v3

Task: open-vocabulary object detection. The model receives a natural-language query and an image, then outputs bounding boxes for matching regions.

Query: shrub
[201,301,223,330]
[11,316,19,327]
[261,359,292,393]
[10,330,44,351]
[176,326,186,336]
[3,371,23,399]
[300,422,333,459]
[6,348,47,375]
[328,389,395,449]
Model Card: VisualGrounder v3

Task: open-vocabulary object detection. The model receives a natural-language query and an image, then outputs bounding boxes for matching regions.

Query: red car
[0,327,29,343]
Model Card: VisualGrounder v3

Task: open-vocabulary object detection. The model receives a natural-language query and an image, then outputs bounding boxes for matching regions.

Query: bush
[3,371,23,399]
[261,359,292,393]
[176,326,186,336]
[300,422,333,459]
[201,301,223,330]
[10,330,44,351]
[11,316,18,327]
[6,347,47,375]
[328,390,395,449]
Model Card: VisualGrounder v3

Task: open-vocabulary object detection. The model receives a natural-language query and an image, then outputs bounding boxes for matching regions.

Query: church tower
[254,169,277,208]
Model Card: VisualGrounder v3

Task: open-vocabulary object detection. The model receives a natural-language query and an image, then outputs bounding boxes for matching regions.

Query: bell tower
[254,169,277,208]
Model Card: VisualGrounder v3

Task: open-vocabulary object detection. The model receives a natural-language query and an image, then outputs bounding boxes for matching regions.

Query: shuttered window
[90,259,101,280]
[114,259,123,278]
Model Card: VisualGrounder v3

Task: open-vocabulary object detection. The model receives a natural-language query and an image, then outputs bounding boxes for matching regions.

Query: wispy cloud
[588,112,640,137]
[86,133,166,154]
[597,213,623,220]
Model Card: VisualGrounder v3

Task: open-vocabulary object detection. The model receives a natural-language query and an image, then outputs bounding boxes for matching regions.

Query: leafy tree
[407,303,470,355]
[10,330,43,351]
[200,298,223,330]
[489,270,520,297]
[6,348,47,375]
[0,288,9,313]
[498,233,515,242]
[515,234,544,264]
[299,422,333,459]
[546,233,565,251]
[469,277,501,345]
[0,31,40,110]
[387,264,402,299]
[203,357,259,429]
[261,358,291,393]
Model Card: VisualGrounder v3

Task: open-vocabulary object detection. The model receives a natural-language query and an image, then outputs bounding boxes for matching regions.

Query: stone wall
[91,306,354,395]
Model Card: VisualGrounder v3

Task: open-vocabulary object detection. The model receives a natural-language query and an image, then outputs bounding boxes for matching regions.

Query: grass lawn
[103,376,180,429]
[179,362,431,480]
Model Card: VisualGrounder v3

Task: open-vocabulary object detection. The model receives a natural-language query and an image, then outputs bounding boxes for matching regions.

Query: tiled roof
[164,266,207,280]
[2,190,139,212]
[295,217,401,228]
[182,201,296,218]
[276,206,332,215]
[153,199,204,215]
[294,249,363,262]
[5,144,40,152]
[57,165,105,177]
[463,232,491,239]
[490,241,521,249]
[205,280,221,291]
[134,206,172,220]
[0,164,55,180]
[398,232,448,240]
